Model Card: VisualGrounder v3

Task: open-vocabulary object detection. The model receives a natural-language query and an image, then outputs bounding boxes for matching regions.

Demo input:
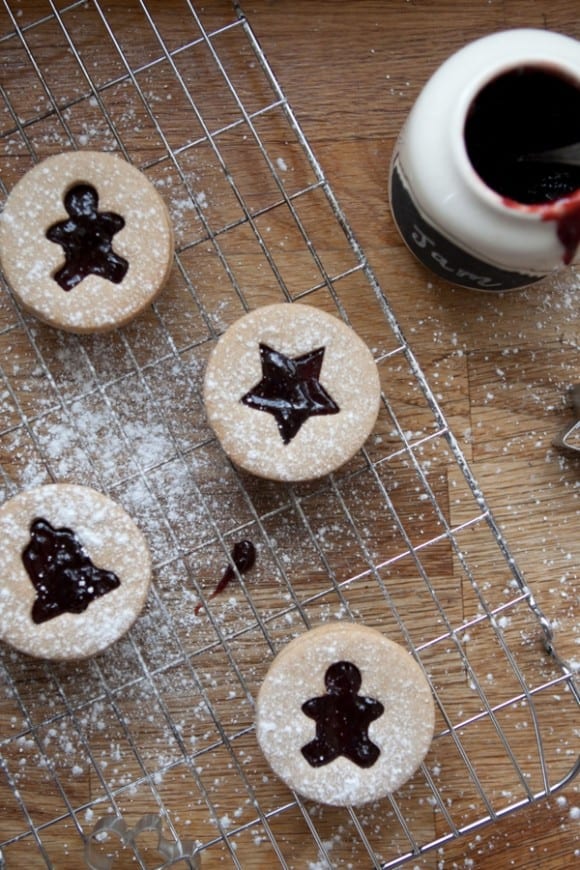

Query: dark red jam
[46,183,128,291]
[464,66,580,205]
[241,343,339,444]
[550,202,580,266]
[301,661,384,768]
[22,517,120,624]
[194,539,256,616]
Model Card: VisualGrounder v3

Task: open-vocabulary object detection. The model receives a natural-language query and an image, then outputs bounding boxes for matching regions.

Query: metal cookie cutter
[84,813,200,870]
[553,384,580,456]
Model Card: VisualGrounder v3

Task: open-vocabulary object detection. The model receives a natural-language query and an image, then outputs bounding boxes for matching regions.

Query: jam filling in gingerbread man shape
[46,183,128,291]
[241,343,339,444]
[301,660,384,768]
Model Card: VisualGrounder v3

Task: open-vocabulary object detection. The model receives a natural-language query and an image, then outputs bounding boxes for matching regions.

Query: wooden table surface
[0,1,578,868]
[246,3,580,867]
[247,2,580,864]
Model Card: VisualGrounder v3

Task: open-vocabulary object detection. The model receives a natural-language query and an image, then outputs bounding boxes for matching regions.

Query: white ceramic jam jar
[389,28,580,291]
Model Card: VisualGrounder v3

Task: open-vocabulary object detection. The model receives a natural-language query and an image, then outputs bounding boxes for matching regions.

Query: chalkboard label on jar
[389,159,544,291]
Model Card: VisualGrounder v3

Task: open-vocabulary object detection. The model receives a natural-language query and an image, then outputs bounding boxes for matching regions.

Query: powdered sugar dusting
[0,484,151,660]
[204,303,381,481]
[0,152,173,333]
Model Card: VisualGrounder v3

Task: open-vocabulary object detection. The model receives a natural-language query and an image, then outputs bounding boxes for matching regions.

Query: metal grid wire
[0,1,578,867]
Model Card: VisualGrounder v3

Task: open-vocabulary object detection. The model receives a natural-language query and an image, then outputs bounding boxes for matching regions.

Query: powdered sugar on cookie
[256,622,435,806]
[0,484,151,659]
[203,303,381,481]
[0,151,173,333]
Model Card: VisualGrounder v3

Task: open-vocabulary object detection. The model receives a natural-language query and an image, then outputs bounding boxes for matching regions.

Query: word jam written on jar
[410,224,502,289]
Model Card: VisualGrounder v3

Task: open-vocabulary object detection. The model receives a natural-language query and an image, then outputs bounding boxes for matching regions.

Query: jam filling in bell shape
[22,517,121,624]
[241,343,340,444]
[301,660,384,768]
[46,183,129,291]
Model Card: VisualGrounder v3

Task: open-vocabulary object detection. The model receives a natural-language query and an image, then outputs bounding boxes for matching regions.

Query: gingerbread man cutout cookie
[0,151,173,333]
[256,622,435,806]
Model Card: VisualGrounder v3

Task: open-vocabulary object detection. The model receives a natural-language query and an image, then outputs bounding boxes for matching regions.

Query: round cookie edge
[255,621,435,806]
[0,483,153,660]
[203,303,382,482]
[0,151,174,334]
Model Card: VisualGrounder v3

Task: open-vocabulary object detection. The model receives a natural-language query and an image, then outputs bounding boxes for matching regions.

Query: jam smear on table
[241,343,339,444]
[22,517,120,624]
[301,661,384,768]
[194,539,256,616]
[46,183,128,291]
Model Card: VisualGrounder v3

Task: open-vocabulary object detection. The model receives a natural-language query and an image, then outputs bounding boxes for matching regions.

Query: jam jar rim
[451,56,580,220]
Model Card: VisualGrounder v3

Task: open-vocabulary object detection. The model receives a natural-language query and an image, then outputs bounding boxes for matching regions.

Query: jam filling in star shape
[240,343,340,444]
[46,183,129,291]
[301,661,384,769]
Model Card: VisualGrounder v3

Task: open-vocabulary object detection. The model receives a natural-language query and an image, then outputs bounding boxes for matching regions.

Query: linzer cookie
[203,303,381,481]
[256,622,435,806]
[0,484,152,660]
[0,151,173,332]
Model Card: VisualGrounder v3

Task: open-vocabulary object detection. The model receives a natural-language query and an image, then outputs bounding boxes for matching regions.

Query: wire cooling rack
[0,2,578,868]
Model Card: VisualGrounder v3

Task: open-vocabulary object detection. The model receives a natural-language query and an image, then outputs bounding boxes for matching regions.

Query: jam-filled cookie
[0,484,152,660]
[0,151,173,333]
[203,303,381,481]
[256,622,435,806]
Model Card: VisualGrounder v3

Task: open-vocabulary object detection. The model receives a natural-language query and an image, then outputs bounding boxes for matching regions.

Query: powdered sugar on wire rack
[0,2,578,868]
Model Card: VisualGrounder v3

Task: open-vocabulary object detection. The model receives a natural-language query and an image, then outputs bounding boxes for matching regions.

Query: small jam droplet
[301,661,384,769]
[46,183,128,291]
[194,540,256,615]
[22,517,120,624]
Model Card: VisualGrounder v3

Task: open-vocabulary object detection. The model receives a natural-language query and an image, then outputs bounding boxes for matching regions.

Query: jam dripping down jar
[389,28,580,291]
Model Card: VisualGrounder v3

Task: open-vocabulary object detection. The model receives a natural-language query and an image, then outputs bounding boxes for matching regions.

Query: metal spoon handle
[522,142,580,167]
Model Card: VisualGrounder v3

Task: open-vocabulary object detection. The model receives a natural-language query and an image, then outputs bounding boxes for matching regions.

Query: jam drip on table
[194,539,256,616]
[241,343,339,444]
[465,66,580,205]
[301,661,384,769]
[46,183,128,291]
[22,517,121,624]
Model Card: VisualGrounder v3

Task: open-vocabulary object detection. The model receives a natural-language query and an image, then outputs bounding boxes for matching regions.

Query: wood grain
[245,4,580,868]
